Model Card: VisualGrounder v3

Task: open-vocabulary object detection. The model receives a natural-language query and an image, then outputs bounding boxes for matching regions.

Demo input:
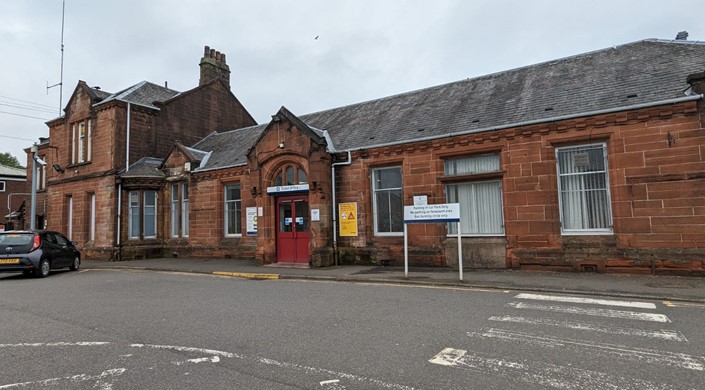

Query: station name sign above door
[266,184,310,194]
[403,203,460,223]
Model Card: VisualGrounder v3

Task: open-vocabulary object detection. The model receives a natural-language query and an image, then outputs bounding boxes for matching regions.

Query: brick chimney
[199,45,230,88]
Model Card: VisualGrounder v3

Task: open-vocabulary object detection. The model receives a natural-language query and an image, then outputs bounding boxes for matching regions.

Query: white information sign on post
[403,203,463,282]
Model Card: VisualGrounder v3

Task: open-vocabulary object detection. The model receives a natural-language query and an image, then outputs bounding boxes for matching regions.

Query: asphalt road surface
[1,269,704,389]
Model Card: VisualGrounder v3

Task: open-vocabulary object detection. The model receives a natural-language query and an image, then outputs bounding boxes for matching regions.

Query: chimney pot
[216,51,221,61]
[222,53,226,64]
[204,45,210,56]
[210,49,216,58]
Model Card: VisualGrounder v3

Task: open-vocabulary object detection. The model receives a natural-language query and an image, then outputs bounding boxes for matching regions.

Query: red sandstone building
[30,38,705,274]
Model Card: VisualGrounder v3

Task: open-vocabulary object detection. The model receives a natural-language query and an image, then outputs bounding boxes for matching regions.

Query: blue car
[0,230,81,278]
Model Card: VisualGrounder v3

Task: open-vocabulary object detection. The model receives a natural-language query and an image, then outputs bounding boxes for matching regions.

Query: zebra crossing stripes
[487,315,687,341]
[514,293,657,309]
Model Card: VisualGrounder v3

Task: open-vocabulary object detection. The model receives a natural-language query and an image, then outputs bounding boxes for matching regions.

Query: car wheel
[35,259,50,278]
[69,256,80,271]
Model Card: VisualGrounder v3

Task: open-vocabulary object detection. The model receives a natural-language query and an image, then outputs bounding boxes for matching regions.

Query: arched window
[273,164,308,186]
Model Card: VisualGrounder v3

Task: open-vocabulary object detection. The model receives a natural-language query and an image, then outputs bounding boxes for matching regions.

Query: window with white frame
[224,184,242,236]
[143,191,157,238]
[182,183,189,237]
[71,119,92,164]
[169,183,190,238]
[128,190,158,239]
[0,181,5,192]
[37,157,46,191]
[445,154,504,235]
[170,184,180,237]
[556,143,612,233]
[67,196,73,239]
[89,193,95,241]
[372,166,403,235]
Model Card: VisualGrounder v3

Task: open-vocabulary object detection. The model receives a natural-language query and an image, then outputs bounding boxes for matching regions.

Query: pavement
[82,258,705,303]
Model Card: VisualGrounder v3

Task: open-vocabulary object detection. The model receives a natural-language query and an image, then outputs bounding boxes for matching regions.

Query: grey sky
[1,0,703,164]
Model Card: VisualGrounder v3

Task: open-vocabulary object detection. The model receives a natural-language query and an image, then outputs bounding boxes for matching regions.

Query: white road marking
[130,343,418,389]
[320,379,346,389]
[467,328,705,371]
[515,293,657,309]
[508,301,671,322]
[2,342,417,389]
[0,341,110,348]
[488,315,688,341]
[428,348,467,366]
[663,300,705,308]
[0,368,126,389]
[130,343,241,358]
[429,348,679,390]
[174,356,221,365]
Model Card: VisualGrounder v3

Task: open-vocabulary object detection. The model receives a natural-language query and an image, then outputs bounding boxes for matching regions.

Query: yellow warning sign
[339,202,358,237]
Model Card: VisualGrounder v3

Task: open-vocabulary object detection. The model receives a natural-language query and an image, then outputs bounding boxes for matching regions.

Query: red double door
[276,196,310,263]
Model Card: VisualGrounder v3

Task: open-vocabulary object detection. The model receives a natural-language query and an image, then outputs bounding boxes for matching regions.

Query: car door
[51,233,73,267]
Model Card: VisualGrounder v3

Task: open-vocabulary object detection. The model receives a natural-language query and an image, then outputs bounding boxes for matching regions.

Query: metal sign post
[403,203,462,281]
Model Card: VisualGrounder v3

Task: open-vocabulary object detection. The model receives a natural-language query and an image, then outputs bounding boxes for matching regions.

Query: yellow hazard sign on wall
[339,202,358,237]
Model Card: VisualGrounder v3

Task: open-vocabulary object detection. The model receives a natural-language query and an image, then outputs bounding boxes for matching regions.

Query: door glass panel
[295,200,309,232]
[280,201,292,232]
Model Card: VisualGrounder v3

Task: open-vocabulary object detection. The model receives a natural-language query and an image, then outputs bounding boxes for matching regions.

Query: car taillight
[29,234,41,253]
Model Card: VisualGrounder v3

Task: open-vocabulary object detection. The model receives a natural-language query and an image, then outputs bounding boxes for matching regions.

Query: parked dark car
[0,230,81,278]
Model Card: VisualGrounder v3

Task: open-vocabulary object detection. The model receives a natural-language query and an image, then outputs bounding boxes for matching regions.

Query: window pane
[286,167,295,185]
[129,191,140,238]
[374,167,402,189]
[171,184,179,237]
[295,200,309,232]
[182,183,189,237]
[224,184,241,235]
[557,144,611,231]
[447,181,504,235]
[144,191,156,237]
[280,201,292,232]
[274,172,282,186]
[298,169,307,184]
[375,191,391,232]
[373,167,403,233]
[444,154,500,175]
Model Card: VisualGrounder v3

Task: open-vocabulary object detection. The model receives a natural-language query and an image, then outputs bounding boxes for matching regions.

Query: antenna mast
[47,0,65,115]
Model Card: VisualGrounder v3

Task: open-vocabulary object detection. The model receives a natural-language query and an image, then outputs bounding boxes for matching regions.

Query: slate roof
[96,81,180,110]
[192,126,264,171]
[119,157,165,178]
[191,39,705,170]
[0,164,26,178]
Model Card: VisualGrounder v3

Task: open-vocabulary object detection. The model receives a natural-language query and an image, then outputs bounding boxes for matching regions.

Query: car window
[0,233,34,246]
[53,233,69,246]
[44,233,57,245]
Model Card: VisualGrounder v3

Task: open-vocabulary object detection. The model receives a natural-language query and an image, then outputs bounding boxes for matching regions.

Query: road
[1,269,704,389]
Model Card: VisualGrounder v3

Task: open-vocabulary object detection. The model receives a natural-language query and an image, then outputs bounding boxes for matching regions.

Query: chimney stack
[199,45,231,88]
[675,31,689,41]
